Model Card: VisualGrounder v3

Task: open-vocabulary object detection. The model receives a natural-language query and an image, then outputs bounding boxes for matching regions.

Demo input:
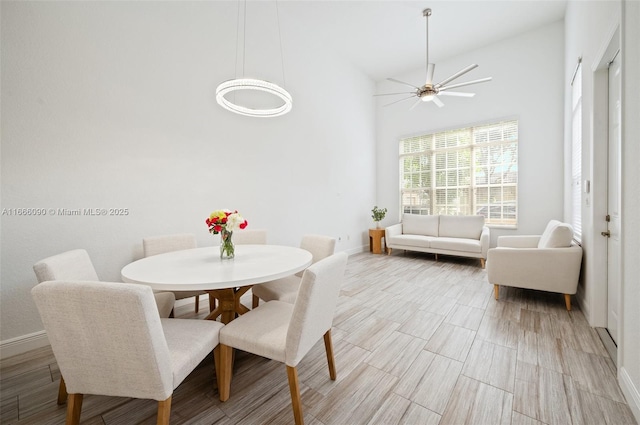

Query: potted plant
[371,206,387,229]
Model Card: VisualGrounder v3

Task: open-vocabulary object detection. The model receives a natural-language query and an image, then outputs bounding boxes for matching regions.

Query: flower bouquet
[206,210,248,259]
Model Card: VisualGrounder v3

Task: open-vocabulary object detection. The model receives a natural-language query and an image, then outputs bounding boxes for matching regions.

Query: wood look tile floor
[1,252,637,425]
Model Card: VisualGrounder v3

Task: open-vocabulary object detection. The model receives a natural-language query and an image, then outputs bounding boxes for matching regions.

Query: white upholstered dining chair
[31,280,223,425]
[33,248,176,405]
[252,234,336,308]
[218,252,348,425]
[232,228,268,245]
[143,234,209,314]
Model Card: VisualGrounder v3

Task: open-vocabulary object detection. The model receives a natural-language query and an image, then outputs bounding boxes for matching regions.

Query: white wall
[375,21,565,245]
[564,1,639,420]
[621,0,640,420]
[0,2,377,347]
[563,0,620,328]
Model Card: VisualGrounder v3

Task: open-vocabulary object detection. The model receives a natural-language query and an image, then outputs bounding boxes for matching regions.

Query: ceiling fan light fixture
[378,7,492,110]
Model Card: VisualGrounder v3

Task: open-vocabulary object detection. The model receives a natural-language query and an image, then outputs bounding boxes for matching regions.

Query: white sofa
[385,214,490,267]
[486,220,583,310]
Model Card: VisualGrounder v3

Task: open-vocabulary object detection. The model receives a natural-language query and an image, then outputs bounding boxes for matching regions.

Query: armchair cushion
[538,220,574,248]
[497,235,540,248]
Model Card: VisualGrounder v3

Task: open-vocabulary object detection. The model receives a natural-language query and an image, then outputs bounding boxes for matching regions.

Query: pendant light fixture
[216,1,292,118]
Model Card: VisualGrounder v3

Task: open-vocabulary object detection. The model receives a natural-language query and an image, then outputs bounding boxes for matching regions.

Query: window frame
[399,118,519,228]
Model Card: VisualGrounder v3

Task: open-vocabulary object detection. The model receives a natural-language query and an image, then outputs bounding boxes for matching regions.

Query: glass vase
[220,230,235,260]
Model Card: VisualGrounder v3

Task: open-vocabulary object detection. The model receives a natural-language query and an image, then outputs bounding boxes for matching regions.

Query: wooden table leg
[205,286,253,324]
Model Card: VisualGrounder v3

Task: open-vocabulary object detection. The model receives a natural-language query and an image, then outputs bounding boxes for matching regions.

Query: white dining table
[121,244,312,323]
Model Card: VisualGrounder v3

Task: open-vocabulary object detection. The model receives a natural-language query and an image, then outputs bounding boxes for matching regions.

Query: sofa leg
[480,258,485,269]
[387,248,392,255]
[564,294,572,311]
[434,253,438,261]
[493,284,499,300]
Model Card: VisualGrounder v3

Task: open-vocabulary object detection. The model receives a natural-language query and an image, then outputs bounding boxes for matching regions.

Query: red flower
[239,221,248,229]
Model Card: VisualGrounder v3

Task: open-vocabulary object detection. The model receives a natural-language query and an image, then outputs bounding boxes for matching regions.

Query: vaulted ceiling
[276,1,567,81]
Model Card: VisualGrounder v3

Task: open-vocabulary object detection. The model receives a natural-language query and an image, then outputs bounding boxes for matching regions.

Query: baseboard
[575,284,590,323]
[0,330,50,360]
[620,367,640,423]
[343,245,369,256]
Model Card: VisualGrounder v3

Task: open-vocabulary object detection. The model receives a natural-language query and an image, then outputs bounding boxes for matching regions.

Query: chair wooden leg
[252,294,259,309]
[286,366,304,425]
[156,396,172,425]
[57,375,68,405]
[219,344,233,402]
[195,295,200,313]
[65,393,83,425]
[480,258,486,269]
[494,284,499,300]
[209,293,216,312]
[564,294,572,311]
[323,330,337,380]
[213,345,222,395]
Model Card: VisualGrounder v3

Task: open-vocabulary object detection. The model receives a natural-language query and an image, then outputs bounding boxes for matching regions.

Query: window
[571,60,582,241]
[400,120,518,226]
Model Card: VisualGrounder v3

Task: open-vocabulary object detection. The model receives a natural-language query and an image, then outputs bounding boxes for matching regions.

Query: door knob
[601,230,611,237]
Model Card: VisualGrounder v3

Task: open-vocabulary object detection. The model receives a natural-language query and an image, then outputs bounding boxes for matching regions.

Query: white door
[607,51,621,345]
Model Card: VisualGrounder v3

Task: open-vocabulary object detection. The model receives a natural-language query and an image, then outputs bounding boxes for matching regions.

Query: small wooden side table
[369,228,386,254]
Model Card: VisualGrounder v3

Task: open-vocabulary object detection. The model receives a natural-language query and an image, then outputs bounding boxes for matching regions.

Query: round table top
[121,245,313,291]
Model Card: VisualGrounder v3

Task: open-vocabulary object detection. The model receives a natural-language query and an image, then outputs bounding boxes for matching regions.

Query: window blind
[400,120,518,225]
[571,61,582,241]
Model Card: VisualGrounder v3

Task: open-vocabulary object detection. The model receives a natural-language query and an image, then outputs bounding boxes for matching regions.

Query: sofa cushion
[438,215,485,240]
[387,234,434,248]
[402,214,439,237]
[538,220,574,248]
[430,237,482,253]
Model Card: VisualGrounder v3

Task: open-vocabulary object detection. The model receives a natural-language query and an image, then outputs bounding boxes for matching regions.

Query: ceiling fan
[377,8,492,109]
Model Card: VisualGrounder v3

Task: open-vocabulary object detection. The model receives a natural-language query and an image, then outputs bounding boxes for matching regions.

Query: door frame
[590,25,621,364]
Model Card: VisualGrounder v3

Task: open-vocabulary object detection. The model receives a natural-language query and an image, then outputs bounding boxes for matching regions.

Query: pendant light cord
[275,0,286,88]
[242,0,247,78]
[424,8,430,83]
[216,0,293,117]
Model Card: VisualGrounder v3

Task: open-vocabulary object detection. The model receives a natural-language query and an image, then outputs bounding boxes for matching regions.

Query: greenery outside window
[400,119,518,226]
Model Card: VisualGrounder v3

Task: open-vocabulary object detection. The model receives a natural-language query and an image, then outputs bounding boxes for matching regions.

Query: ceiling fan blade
[432,96,445,108]
[426,63,435,84]
[387,78,420,90]
[383,95,416,107]
[374,91,416,97]
[409,98,422,110]
[437,91,476,97]
[439,77,492,91]
[434,64,479,88]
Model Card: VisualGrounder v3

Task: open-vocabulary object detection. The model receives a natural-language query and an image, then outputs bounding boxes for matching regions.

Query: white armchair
[487,220,583,310]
